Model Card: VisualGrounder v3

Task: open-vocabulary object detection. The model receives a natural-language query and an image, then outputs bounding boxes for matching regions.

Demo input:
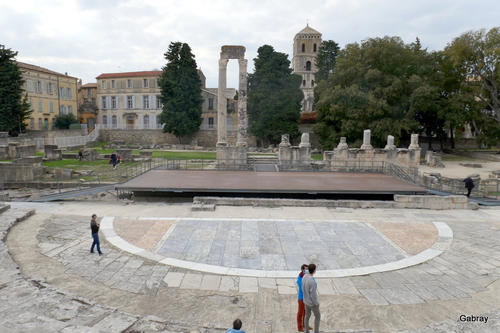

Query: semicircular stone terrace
[101,217,453,278]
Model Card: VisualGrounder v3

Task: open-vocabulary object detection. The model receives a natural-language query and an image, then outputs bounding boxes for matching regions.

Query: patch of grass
[441,155,484,162]
[311,154,323,161]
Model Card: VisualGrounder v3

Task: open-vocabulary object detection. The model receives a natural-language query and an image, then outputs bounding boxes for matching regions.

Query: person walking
[78,149,84,162]
[90,214,103,255]
[226,318,246,333]
[303,263,320,333]
[297,264,309,332]
[110,152,118,169]
[463,175,475,198]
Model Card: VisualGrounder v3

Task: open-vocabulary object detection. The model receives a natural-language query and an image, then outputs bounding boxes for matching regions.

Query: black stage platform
[115,170,427,200]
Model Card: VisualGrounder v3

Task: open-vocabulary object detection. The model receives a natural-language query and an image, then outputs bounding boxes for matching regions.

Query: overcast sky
[1,0,499,88]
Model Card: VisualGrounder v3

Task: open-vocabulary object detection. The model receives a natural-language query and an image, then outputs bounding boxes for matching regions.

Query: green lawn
[151,151,216,159]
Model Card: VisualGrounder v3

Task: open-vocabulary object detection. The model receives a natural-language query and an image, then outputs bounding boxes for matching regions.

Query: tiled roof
[15,61,77,78]
[79,83,97,88]
[96,71,163,79]
[296,24,321,36]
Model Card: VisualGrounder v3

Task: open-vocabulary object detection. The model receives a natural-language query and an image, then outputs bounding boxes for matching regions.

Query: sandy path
[419,161,500,179]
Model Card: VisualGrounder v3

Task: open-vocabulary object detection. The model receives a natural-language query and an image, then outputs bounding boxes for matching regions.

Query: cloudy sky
[1,0,499,88]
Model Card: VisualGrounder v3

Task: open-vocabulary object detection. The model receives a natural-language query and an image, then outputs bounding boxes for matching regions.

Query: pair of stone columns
[217,46,248,147]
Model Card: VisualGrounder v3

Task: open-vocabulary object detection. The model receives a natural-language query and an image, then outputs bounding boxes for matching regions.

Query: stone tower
[292,24,322,113]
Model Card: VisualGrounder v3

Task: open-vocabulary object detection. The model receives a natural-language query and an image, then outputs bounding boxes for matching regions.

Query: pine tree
[314,40,340,82]
[158,42,203,142]
[0,45,31,136]
[248,45,303,146]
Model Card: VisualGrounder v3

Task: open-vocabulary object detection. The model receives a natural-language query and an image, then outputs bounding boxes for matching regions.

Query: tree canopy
[0,45,31,136]
[158,42,203,141]
[445,26,500,146]
[247,45,303,146]
[315,40,340,82]
[53,113,79,129]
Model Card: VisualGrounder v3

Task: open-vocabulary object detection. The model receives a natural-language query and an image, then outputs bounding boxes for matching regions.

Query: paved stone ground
[2,201,500,332]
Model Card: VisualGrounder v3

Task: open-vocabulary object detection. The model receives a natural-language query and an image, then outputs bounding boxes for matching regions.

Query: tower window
[314,43,317,52]
[306,61,312,71]
[302,43,305,52]
[303,80,306,86]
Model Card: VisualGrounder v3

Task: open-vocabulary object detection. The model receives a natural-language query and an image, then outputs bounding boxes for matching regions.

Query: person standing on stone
[297,264,309,332]
[463,175,475,198]
[110,152,118,169]
[78,149,84,162]
[226,318,246,333]
[90,214,102,255]
[303,263,320,333]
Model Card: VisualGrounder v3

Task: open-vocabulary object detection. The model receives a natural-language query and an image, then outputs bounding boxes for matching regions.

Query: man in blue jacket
[226,318,245,333]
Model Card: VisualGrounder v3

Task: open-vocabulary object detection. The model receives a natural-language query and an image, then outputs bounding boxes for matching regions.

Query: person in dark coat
[463,175,475,197]
[110,152,118,169]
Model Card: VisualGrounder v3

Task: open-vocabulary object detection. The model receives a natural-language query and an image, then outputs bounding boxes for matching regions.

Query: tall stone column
[360,129,373,149]
[236,58,248,146]
[217,58,229,147]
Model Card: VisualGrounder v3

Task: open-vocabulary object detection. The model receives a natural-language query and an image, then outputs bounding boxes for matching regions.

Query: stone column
[360,130,373,149]
[217,58,229,147]
[408,134,420,149]
[385,135,396,150]
[236,58,248,147]
[299,133,311,148]
[337,137,349,149]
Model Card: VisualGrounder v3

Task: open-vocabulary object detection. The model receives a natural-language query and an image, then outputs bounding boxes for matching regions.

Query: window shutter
[132,96,136,109]
[124,96,128,109]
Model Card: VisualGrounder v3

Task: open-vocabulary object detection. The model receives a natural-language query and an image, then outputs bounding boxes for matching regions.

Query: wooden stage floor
[115,170,427,196]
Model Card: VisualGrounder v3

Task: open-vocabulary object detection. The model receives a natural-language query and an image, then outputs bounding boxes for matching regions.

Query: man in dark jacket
[90,214,102,255]
[463,176,475,198]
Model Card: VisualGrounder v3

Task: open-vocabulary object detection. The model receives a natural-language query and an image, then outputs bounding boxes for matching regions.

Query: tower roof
[296,24,321,36]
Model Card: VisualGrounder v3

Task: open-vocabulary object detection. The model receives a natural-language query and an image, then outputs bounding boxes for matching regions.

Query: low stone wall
[100,129,258,148]
[193,195,478,210]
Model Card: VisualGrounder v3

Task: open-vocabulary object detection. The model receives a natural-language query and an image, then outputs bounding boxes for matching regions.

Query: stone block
[450,196,467,204]
[429,202,444,210]
[466,202,479,210]
[394,195,409,203]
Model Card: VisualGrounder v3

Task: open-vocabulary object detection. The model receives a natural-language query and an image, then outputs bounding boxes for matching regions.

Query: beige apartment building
[17,62,79,130]
[96,70,237,131]
[292,25,322,113]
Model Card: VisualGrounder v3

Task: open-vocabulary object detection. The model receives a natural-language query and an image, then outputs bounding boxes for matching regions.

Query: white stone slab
[179,273,203,289]
[163,272,185,288]
[239,277,259,292]
[106,236,143,254]
[200,275,222,291]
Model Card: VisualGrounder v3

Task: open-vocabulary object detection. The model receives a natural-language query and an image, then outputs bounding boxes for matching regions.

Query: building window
[50,101,54,113]
[313,43,317,52]
[144,115,150,129]
[306,61,311,71]
[208,98,214,110]
[30,118,35,129]
[35,81,41,93]
[156,96,162,109]
[59,87,64,98]
[46,83,52,94]
[29,99,34,111]
[143,79,149,88]
[87,88,92,96]
[38,118,42,130]
[67,88,72,99]
[102,115,108,126]
[311,80,315,87]
[60,105,66,115]
[68,106,73,114]
[44,118,49,130]
[111,80,115,89]
[38,100,43,112]
[101,96,107,109]
[127,96,134,109]
[111,96,117,109]
[303,80,306,86]
[302,43,305,52]
[27,79,33,92]
[112,115,117,128]
[101,81,106,89]
[208,117,215,129]
[127,79,132,88]
[143,96,150,109]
